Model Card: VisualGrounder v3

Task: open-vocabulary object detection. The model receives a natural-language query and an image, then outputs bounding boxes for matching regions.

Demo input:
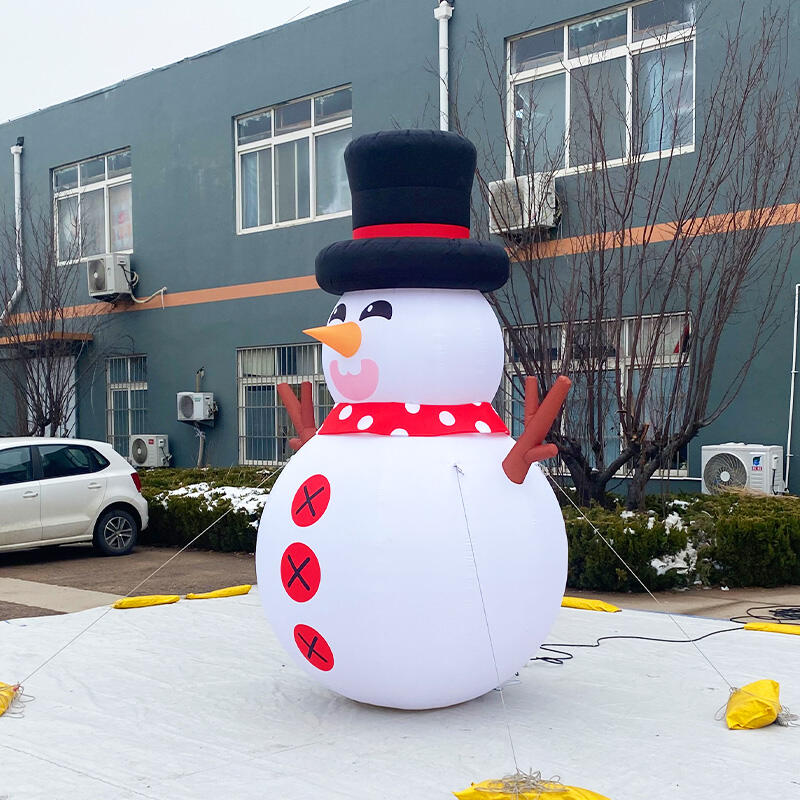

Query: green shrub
[689,494,800,587]
[140,492,260,553]
[564,506,688,592]
[138,465,277,493]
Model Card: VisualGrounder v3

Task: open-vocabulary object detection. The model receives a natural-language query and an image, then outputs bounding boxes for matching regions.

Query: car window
[87,447,110,471]
[38,444,99,479]
[0,446,33,486]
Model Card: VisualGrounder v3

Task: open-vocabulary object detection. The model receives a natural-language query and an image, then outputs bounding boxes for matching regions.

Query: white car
[0,437,149,556]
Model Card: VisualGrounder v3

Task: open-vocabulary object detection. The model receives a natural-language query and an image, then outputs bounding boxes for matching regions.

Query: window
[106,355,147,456]
[38,444,106,479]
[509,0,695,174]
[501,313,690,475]
[237,344,333,464]
[53,148,133,262]
[235,87,352,232]
[0,447,33,486]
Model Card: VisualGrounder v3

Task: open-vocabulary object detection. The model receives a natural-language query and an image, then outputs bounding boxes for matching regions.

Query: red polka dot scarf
[318,402,509,437]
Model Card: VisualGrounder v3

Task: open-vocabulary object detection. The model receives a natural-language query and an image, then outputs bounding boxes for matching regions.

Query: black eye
[328,303,346,323]
[359,300,392,321]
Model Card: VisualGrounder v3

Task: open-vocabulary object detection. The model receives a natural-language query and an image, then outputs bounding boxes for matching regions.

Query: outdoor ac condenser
[177,392,216,423]
[129,434,170,468]
[701,443,784,495]
[488,173,556,233]
[87,254,132,299]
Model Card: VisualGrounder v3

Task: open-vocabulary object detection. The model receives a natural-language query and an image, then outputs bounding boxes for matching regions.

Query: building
[1,0,798,496]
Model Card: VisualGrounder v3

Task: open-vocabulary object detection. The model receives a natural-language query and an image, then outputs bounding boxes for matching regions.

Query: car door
[37,444,108,541]
[0,446,42,546]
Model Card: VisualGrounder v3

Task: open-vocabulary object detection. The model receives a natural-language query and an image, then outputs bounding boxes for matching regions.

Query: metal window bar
[237,344,333,465]
[502,312,690,475]
[106,355,147,457]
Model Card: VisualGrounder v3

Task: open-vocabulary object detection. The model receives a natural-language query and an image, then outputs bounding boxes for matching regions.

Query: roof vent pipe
[434,1,454,131]
[1,138,24,324]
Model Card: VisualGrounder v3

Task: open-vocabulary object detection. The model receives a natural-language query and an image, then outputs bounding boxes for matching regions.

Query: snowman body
[256,288,568,710]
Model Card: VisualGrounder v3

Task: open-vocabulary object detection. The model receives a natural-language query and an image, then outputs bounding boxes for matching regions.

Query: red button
[280,542,321,602]
[293,624,334,671]
[291,474,331,527]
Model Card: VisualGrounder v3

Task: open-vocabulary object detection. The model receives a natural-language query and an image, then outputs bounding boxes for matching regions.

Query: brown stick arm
[277,381,318,452]
[503,375,571,484]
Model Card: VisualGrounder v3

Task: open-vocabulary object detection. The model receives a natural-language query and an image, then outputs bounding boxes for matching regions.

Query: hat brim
[315,237,510,294]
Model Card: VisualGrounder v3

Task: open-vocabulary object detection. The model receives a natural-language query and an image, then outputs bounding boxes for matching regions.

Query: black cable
[729,604,800,625]
[531,627,744,666]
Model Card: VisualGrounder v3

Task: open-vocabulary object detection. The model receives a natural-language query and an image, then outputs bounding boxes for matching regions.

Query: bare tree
[452,3,800,507]
[0,202,106,437]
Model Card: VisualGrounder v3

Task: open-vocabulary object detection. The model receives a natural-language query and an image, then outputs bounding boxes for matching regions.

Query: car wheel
[93,508,138,556]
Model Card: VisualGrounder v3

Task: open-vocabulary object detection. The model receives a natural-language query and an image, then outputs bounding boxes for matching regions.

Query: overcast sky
[0,0,347,122]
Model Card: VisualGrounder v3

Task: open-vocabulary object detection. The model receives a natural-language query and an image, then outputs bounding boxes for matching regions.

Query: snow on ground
[1,591,798,799]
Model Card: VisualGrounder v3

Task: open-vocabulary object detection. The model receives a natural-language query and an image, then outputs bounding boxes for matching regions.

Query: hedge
[135,468,800,589]
[138,466,276,554]
[684,493,800,587]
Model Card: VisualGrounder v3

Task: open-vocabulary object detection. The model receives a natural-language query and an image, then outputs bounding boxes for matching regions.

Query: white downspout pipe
[785,282,800,491]
[434,1,453,131]
[1,140,24,324]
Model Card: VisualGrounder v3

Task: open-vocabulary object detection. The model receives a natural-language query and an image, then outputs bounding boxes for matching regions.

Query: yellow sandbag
[455,778,610,800]
[0,682,20,717]
[562,596,620,613]
[725,679,781,730]
[113,595,180,609]
[185,584,252,600]
[744,622,800,636]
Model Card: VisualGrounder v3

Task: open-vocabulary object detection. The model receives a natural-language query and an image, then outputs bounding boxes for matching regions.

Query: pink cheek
[329,358,380,401]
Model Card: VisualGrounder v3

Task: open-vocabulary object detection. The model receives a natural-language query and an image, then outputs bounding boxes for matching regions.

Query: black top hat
[315,129,509,295]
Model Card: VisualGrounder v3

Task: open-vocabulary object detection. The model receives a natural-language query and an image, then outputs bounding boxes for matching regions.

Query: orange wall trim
[8,274,320,324]
[529,202,800,260]
[7,202,800,325]
[0,331,94,346]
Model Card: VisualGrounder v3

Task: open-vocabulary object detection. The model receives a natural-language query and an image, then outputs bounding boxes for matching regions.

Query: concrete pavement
[0,544,257,620]
[0,577,120,613]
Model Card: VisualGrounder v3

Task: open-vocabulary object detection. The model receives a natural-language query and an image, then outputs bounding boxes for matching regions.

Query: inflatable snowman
[256,130,570,710]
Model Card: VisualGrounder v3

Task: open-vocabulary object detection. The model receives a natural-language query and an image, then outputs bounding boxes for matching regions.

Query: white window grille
[106,355,147,456]
[235,86,352,233]
[237,344,333,465]
[508,0,696,175]
[53,148,133,263]
[501,312,690,475]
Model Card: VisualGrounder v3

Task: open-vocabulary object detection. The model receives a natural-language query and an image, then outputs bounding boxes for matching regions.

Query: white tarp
[1,590,798,799]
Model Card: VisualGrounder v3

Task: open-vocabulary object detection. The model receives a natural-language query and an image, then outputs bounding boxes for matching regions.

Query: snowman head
[304,288,503,405]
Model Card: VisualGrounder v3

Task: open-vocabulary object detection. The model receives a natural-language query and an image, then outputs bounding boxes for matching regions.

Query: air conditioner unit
[701,444,784,495]
[177,392,216,422]
[488,174,556,234]
[129,434,170,468]
[87,254,132,299]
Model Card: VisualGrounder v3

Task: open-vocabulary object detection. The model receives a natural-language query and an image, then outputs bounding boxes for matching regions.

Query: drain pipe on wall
[434,0,454,131]
[1,138,24,325]
[786,282,800,490]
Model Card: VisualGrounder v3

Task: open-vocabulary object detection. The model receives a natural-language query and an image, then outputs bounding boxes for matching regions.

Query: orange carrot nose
[303,321,362,357]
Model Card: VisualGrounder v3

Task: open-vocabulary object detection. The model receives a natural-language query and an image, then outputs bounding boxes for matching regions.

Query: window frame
[501,312,691,478]
[52,148,133,265]
[237,343,333,465]
[234,86,353,235]
[106,355,148,457]
[506,1,696,178]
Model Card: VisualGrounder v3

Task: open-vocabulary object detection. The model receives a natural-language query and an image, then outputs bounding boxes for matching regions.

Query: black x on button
[291,474,331,527]
[280,542,321,602]
[293,624,334,671]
